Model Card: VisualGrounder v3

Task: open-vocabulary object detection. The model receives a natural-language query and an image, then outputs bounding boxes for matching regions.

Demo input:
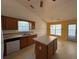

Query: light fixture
[40,0,43,7]
[52,0,56,2]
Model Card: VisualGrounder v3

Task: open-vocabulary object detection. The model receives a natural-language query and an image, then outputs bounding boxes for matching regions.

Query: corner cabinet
[1,16,18,30]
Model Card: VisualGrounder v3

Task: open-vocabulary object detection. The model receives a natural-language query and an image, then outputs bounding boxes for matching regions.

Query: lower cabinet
[20,36,34,49]
[35,42,48,59]
[28,37,34,46]
[4,35,37,56]
[20,37,28,49]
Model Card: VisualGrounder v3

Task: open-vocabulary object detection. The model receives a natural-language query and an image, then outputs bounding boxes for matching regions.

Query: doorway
[68,24,77,41]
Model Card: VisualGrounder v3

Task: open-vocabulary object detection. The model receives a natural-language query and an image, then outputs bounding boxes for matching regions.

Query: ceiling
[15,0,77,22]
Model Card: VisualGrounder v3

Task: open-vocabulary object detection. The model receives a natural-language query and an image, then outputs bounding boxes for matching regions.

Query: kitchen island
[34,36,57,59]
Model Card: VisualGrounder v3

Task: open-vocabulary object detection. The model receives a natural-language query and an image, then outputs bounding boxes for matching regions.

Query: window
[18,21,31,32]
[50,24,61,36]
[68,24,76,37]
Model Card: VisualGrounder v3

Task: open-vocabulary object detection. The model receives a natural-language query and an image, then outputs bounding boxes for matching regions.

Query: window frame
[50,24,62,36]
[18,21,32,32]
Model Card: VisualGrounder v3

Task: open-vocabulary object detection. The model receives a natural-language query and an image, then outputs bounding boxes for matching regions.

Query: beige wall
[1,0,47,37]
[47,19,77,40]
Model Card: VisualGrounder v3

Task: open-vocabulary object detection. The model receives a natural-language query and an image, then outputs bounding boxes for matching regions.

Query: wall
[1,0,47,37]
[47,19,77,40]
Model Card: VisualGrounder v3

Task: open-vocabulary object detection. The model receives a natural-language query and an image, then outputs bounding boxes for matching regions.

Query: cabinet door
[20,36,36,49]
[20,37,28,49]
[27,37,34,45]
[5,17,18,30]
[1,16,6,30]
[1,16,18,30]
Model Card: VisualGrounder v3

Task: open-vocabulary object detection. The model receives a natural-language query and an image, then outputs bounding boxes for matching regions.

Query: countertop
[34,36,57,45]
[4,33,37,40]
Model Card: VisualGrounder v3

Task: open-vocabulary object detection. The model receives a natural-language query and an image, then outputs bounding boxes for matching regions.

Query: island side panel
[35,41,48,59]
[48,39,57,59]
[53,39,57,53]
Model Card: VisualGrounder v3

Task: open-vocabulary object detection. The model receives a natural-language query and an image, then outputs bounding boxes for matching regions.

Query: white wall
[1,0,47,36]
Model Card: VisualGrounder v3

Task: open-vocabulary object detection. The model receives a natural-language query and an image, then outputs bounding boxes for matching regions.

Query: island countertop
[34,35,57,45]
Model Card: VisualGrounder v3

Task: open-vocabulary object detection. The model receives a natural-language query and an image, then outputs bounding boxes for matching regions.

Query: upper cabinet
[1,16,6,30]
[1,16,18,30]
[30,21,35,29]
[1,16,35,30]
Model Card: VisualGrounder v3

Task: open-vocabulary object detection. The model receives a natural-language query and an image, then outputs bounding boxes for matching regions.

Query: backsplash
[3,30,19,34]
[3,30,36,35]
[2,30,37,40]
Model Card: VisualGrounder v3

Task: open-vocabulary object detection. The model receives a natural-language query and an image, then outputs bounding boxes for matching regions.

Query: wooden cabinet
[48,39,57,59]
[1,16,6,30]
[5,17,18,30]
[4,35,37,56]
[31,22,35,29]
[27,37,34,45]
[20,35,37,49]
[20,36,34,49]
[20,37,28,49]
[1,16,36,30]
[35,42,48,59]
[35,39,57,59]
[53,39,57,53]
[1,16,18,30]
